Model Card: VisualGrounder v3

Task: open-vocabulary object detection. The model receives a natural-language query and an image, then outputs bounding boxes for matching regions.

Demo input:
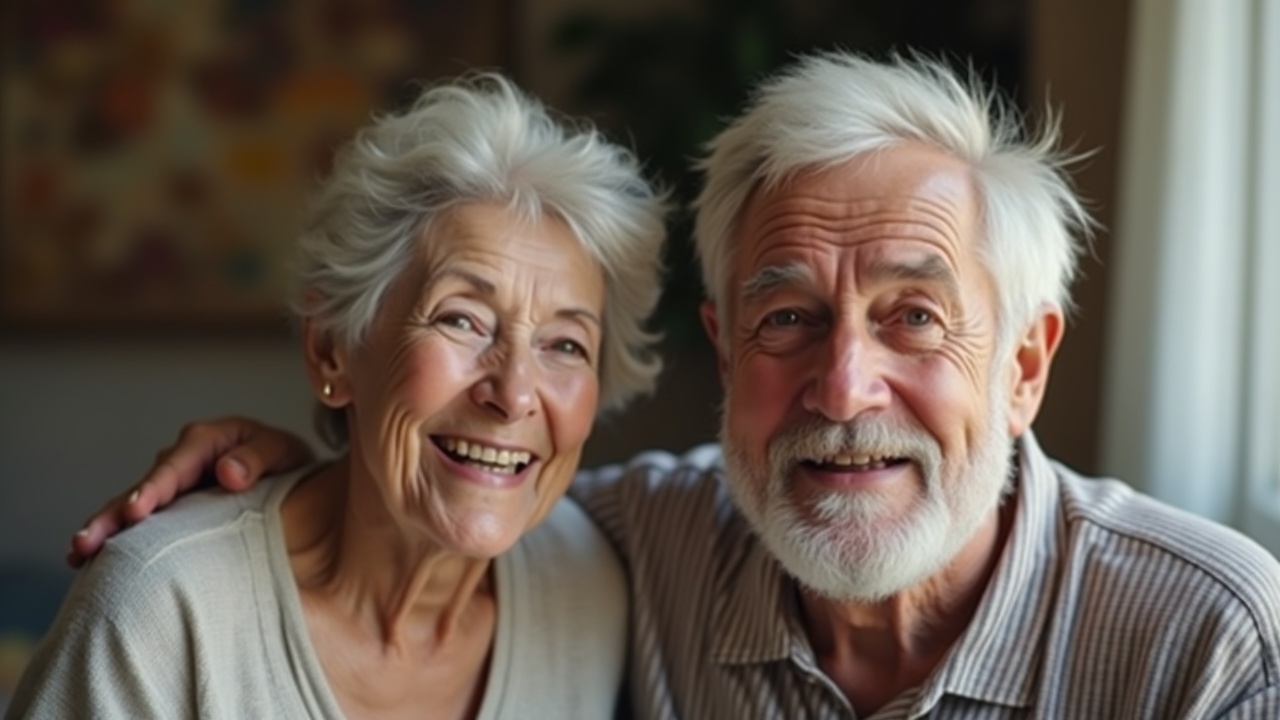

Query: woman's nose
[471,346,538,421]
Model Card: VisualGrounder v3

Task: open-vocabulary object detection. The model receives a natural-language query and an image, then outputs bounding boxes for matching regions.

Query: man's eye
[765,309,803,327]
[902,308,934,327]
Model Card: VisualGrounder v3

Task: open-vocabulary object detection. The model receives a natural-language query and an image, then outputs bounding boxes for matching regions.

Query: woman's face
[328,203,605,558]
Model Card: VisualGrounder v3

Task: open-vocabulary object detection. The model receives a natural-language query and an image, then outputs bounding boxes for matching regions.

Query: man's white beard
[719,387,1014,602]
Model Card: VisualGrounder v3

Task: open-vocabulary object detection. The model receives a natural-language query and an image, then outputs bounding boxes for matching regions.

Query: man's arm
[66,417,314,566]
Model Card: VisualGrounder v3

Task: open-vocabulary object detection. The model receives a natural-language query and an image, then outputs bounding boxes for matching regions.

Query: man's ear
[700,300,731,385]
[302,316,351,407]
[1005,305,1064,437]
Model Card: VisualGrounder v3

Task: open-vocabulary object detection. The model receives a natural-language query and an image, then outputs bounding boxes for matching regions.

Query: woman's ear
[302,316,350,407]
[1005,305,1064,437]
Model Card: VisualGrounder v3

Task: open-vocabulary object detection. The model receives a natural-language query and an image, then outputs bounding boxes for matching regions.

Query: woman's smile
[431,435,539,489]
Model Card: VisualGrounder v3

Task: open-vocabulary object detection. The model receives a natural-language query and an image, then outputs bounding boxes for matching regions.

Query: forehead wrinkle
[902,196,967,254]
[751,197,964,250]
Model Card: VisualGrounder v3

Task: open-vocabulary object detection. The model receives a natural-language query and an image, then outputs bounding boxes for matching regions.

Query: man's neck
[798,499,1015,716]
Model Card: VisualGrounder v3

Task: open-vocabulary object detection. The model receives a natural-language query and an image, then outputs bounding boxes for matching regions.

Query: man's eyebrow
[741,263,815,303]
[867,255,961,300]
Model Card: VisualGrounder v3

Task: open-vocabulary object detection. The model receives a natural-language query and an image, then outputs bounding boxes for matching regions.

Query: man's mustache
[766,414,944,479]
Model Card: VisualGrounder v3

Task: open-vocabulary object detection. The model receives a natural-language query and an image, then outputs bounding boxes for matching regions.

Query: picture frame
[1,0,513,330]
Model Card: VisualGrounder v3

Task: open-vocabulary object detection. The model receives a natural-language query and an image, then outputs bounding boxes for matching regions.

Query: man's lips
[795,455,913,490]
[801,454,912,472]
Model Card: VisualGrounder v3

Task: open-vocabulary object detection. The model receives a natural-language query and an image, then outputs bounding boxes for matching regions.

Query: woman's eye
[438,314,476,332]
[550,339,588,359]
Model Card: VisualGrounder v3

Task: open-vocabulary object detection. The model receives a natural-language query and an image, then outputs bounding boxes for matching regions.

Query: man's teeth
[439,438,532,471]
[821,454,894,469]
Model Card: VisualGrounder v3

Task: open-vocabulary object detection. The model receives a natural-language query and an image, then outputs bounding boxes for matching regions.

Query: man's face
[708,144,1018,601]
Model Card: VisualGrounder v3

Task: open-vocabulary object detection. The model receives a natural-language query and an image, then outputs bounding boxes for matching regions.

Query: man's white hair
[694,52,1093,343]
[296,74,668,446]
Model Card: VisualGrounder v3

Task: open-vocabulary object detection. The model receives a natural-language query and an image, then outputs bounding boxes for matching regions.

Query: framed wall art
[2,0,513,330]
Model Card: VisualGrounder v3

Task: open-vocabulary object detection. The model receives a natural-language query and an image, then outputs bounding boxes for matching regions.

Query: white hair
[694,52,1093,343]
[719,352,1015,602]
[295,74,668,446]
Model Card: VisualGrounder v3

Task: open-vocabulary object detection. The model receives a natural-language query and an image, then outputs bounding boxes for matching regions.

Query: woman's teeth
[439,437,532,473]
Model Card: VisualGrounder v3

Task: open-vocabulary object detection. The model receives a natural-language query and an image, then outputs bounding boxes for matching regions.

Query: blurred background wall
[0,0,1129,687]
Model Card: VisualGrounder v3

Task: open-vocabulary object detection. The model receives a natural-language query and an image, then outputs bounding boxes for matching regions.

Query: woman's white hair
[296,74,668,446]
[694,52,1094,344]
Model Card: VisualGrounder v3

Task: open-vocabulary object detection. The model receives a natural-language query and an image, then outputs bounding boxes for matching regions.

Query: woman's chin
[423,509,531,559]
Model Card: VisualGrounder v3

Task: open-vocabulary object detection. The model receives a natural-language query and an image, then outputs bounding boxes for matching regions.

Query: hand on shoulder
[67,417,315,567]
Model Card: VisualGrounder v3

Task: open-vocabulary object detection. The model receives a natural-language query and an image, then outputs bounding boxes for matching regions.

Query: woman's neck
[280,460,496,649]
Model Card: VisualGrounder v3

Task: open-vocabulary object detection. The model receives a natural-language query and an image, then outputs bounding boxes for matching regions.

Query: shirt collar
[916,431,1064,710]
[706,433,1065,711]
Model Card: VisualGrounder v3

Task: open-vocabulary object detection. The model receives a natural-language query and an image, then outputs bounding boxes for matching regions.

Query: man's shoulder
[581,442,725,481]
[1052,462,1280,624]
[1023,462,1280,708]
[573,442,727,502]
[568,442,749,565]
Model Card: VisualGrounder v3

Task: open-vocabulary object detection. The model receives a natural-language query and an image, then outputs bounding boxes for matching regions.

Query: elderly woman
[10,75,666,718]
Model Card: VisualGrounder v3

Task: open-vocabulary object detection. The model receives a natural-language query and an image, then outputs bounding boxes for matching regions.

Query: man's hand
[67,417,316,567]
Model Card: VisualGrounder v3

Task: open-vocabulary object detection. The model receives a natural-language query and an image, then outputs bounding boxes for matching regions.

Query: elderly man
[73,54,1280,718]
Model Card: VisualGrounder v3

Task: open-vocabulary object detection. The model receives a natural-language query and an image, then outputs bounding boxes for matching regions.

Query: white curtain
[1102,0,1280,552]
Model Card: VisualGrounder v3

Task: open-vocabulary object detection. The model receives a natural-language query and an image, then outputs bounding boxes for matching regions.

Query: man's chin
[776,547,943,604]
[758,507,953,602]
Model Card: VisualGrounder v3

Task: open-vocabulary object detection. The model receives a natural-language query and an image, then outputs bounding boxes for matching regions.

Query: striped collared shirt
[569,433,1280,719]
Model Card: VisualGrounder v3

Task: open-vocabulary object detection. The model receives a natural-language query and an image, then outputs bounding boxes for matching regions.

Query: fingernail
[224,457,248,478]
[76,528,90,537]
[128,489,141,504]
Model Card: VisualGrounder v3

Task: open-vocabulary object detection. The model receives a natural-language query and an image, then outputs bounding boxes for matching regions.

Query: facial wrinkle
[904,196,965,241]
[755,193,964,241]
[933,313,993,402]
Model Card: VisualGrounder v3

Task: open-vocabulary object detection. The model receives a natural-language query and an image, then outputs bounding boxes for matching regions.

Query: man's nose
[472,346,538,422]
[802,325,891,422]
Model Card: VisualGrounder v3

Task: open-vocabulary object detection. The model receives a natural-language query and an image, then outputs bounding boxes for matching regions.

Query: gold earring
[322,382,333,399]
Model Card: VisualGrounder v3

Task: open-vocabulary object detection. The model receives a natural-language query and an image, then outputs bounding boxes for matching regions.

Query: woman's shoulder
[484,497,628,720]
[79,469,314,620]
[514,497,622,573]
[9,473,313,718]
[99,478,284,574]
[19,475,305,687]
[505,495,627,631]
[500,496,627,616]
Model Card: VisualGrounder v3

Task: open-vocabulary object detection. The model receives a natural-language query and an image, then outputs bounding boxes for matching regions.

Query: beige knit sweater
[8,469,627,719]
